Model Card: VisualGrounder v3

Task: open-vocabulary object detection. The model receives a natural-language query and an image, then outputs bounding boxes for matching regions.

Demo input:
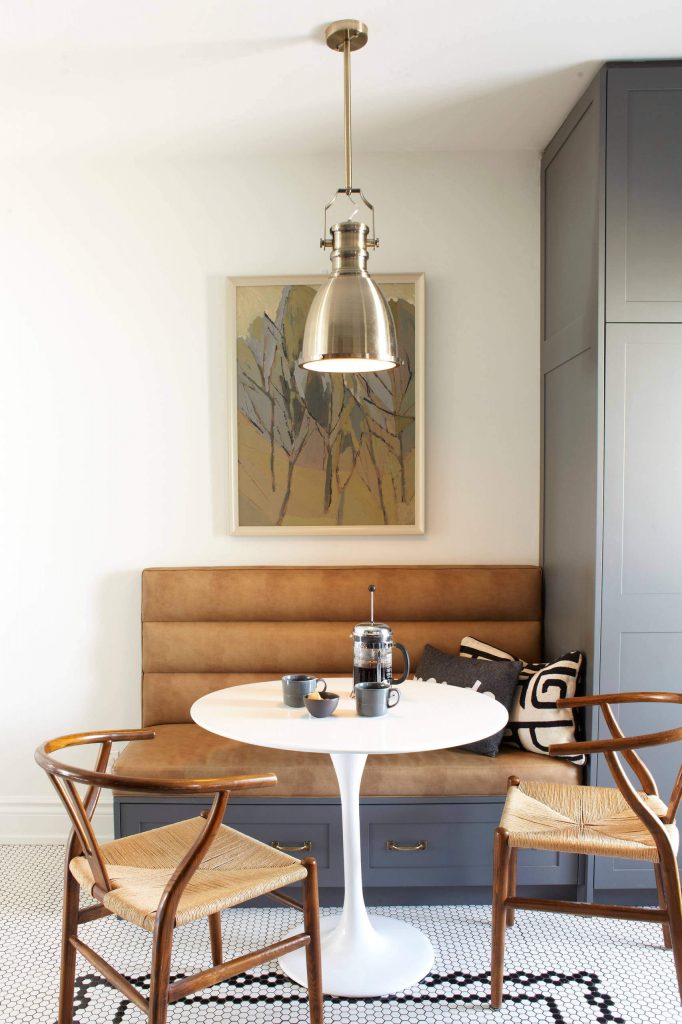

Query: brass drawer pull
[271,840,312,853]
[386,839,428,852]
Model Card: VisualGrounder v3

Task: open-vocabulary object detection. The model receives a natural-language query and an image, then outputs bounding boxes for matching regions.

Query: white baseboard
[0,796,115,845]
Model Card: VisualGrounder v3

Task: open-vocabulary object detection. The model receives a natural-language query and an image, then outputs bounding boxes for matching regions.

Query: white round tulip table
[191,678,508,998]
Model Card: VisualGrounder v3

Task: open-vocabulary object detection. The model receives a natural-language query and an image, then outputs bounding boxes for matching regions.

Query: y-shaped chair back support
[490,692,682,1009]
[35,729,323,1024]
[36,729,277,900]
[553,692,682,858]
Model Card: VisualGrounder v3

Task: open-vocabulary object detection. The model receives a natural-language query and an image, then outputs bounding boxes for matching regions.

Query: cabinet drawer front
[593,855,657,891]
[234,821,331,869]
[370,820,479,870]
[227,804,341,878]
[116,799,343,885]
[363,804,578,887]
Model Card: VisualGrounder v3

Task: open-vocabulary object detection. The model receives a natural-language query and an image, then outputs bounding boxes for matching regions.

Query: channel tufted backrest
[141,565,542,725]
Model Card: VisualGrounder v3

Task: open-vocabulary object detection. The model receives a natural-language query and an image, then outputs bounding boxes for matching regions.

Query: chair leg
[208,913,223,966]
[654,863,672,949]
[58,864,80,1024]
[658,848,682,1004]
[490,828,511,1010]
[149,916,174,1024]
[302,858,324,1024]
[506,849,518,927]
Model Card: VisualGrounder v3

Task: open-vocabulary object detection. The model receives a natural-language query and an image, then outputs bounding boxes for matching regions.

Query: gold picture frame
[228,273,425,535]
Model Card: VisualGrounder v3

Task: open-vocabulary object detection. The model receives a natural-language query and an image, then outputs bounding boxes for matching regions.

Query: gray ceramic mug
[282,674,327,708]
[355,682,400,717]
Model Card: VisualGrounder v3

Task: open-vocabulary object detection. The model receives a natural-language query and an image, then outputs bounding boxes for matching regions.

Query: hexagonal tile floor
[1,845,679,1023]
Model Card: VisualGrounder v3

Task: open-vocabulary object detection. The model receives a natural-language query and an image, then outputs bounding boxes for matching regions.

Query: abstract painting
[229,274,424,534]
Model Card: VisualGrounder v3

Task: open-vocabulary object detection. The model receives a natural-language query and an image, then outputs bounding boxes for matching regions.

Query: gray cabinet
[542,74,603,687]
[542,62,682,895]
[595,323,682,889]
[606,68,682,322]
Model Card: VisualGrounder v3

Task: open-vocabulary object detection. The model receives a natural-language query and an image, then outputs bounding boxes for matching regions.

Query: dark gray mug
[355,682,400,717]
[282,674,327,708]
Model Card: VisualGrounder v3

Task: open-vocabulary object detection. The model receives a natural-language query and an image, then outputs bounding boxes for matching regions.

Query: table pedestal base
[278,751,433,996]
[279,913,434,997]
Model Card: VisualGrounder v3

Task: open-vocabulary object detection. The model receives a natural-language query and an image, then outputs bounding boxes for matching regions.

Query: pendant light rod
[343,34,352,191]
[325,20,368,193]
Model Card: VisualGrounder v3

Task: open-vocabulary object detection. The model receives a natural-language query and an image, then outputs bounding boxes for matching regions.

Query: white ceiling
[3,0,682,159]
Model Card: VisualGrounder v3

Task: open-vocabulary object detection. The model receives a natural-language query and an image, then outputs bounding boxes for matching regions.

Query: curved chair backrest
[550,692,682,857]
[35,729,277,897]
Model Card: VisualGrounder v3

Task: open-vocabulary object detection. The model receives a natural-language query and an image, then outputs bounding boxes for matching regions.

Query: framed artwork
[228,273,424,535]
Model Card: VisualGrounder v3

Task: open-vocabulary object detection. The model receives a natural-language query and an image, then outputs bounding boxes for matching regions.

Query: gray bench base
[114,795,580,900]
[113,796,659,908]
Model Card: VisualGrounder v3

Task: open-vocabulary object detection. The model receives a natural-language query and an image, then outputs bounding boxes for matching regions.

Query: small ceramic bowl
[304,692,340,718]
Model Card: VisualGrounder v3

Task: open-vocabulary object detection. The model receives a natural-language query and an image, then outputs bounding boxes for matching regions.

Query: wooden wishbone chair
[35,729,324,1024]
[490,692,682,1009]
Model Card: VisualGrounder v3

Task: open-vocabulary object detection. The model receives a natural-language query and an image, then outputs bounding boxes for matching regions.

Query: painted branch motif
[236,282,416,528]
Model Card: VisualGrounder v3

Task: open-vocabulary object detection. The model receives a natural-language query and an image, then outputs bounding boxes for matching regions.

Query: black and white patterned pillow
[459,636,585,765]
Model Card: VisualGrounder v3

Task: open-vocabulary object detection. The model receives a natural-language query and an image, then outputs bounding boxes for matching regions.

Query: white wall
[0,151,539,840]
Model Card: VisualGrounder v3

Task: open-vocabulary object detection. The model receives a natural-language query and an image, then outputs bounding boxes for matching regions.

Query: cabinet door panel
[544,99,600,342]
[597,324,682,888]
[543,347,598,664]
[541,73,602,683]
[606,67,682,321]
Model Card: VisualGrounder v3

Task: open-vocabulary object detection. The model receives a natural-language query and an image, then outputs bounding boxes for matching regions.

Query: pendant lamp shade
[300,21,399,374]
[300,222,397,373]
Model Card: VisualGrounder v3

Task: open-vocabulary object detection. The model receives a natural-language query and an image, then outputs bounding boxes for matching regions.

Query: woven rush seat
[70,816,308,932]
[500,779,680,862]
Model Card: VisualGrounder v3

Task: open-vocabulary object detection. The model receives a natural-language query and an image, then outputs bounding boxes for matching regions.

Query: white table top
[191,678,509,756]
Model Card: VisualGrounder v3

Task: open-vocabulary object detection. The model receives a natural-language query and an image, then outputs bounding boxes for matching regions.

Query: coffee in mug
[281,674,327,708]
[354,682,400,718]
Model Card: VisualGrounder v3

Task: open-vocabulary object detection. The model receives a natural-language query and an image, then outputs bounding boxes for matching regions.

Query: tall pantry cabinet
[542,62,682,895]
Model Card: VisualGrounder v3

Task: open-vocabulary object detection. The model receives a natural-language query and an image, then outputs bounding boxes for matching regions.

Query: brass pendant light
[299,20,398,374]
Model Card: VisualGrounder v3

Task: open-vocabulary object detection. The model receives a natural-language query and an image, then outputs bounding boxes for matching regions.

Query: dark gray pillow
[415,645,522,756]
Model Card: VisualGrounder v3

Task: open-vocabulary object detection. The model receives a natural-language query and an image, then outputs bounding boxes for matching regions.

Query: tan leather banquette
[113,566,581,796]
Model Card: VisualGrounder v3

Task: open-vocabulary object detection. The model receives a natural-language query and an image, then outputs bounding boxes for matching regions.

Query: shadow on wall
[47,570,142,777]
[1,35,314,83]
[91,570,143,729]
[357,63,600,152]
[207,275,231,538]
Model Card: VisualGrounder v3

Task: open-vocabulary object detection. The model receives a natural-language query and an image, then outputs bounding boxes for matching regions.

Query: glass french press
[352,584,411,694]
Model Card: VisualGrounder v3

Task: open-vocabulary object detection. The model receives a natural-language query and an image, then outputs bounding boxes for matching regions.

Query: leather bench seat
[112,723,582,799]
